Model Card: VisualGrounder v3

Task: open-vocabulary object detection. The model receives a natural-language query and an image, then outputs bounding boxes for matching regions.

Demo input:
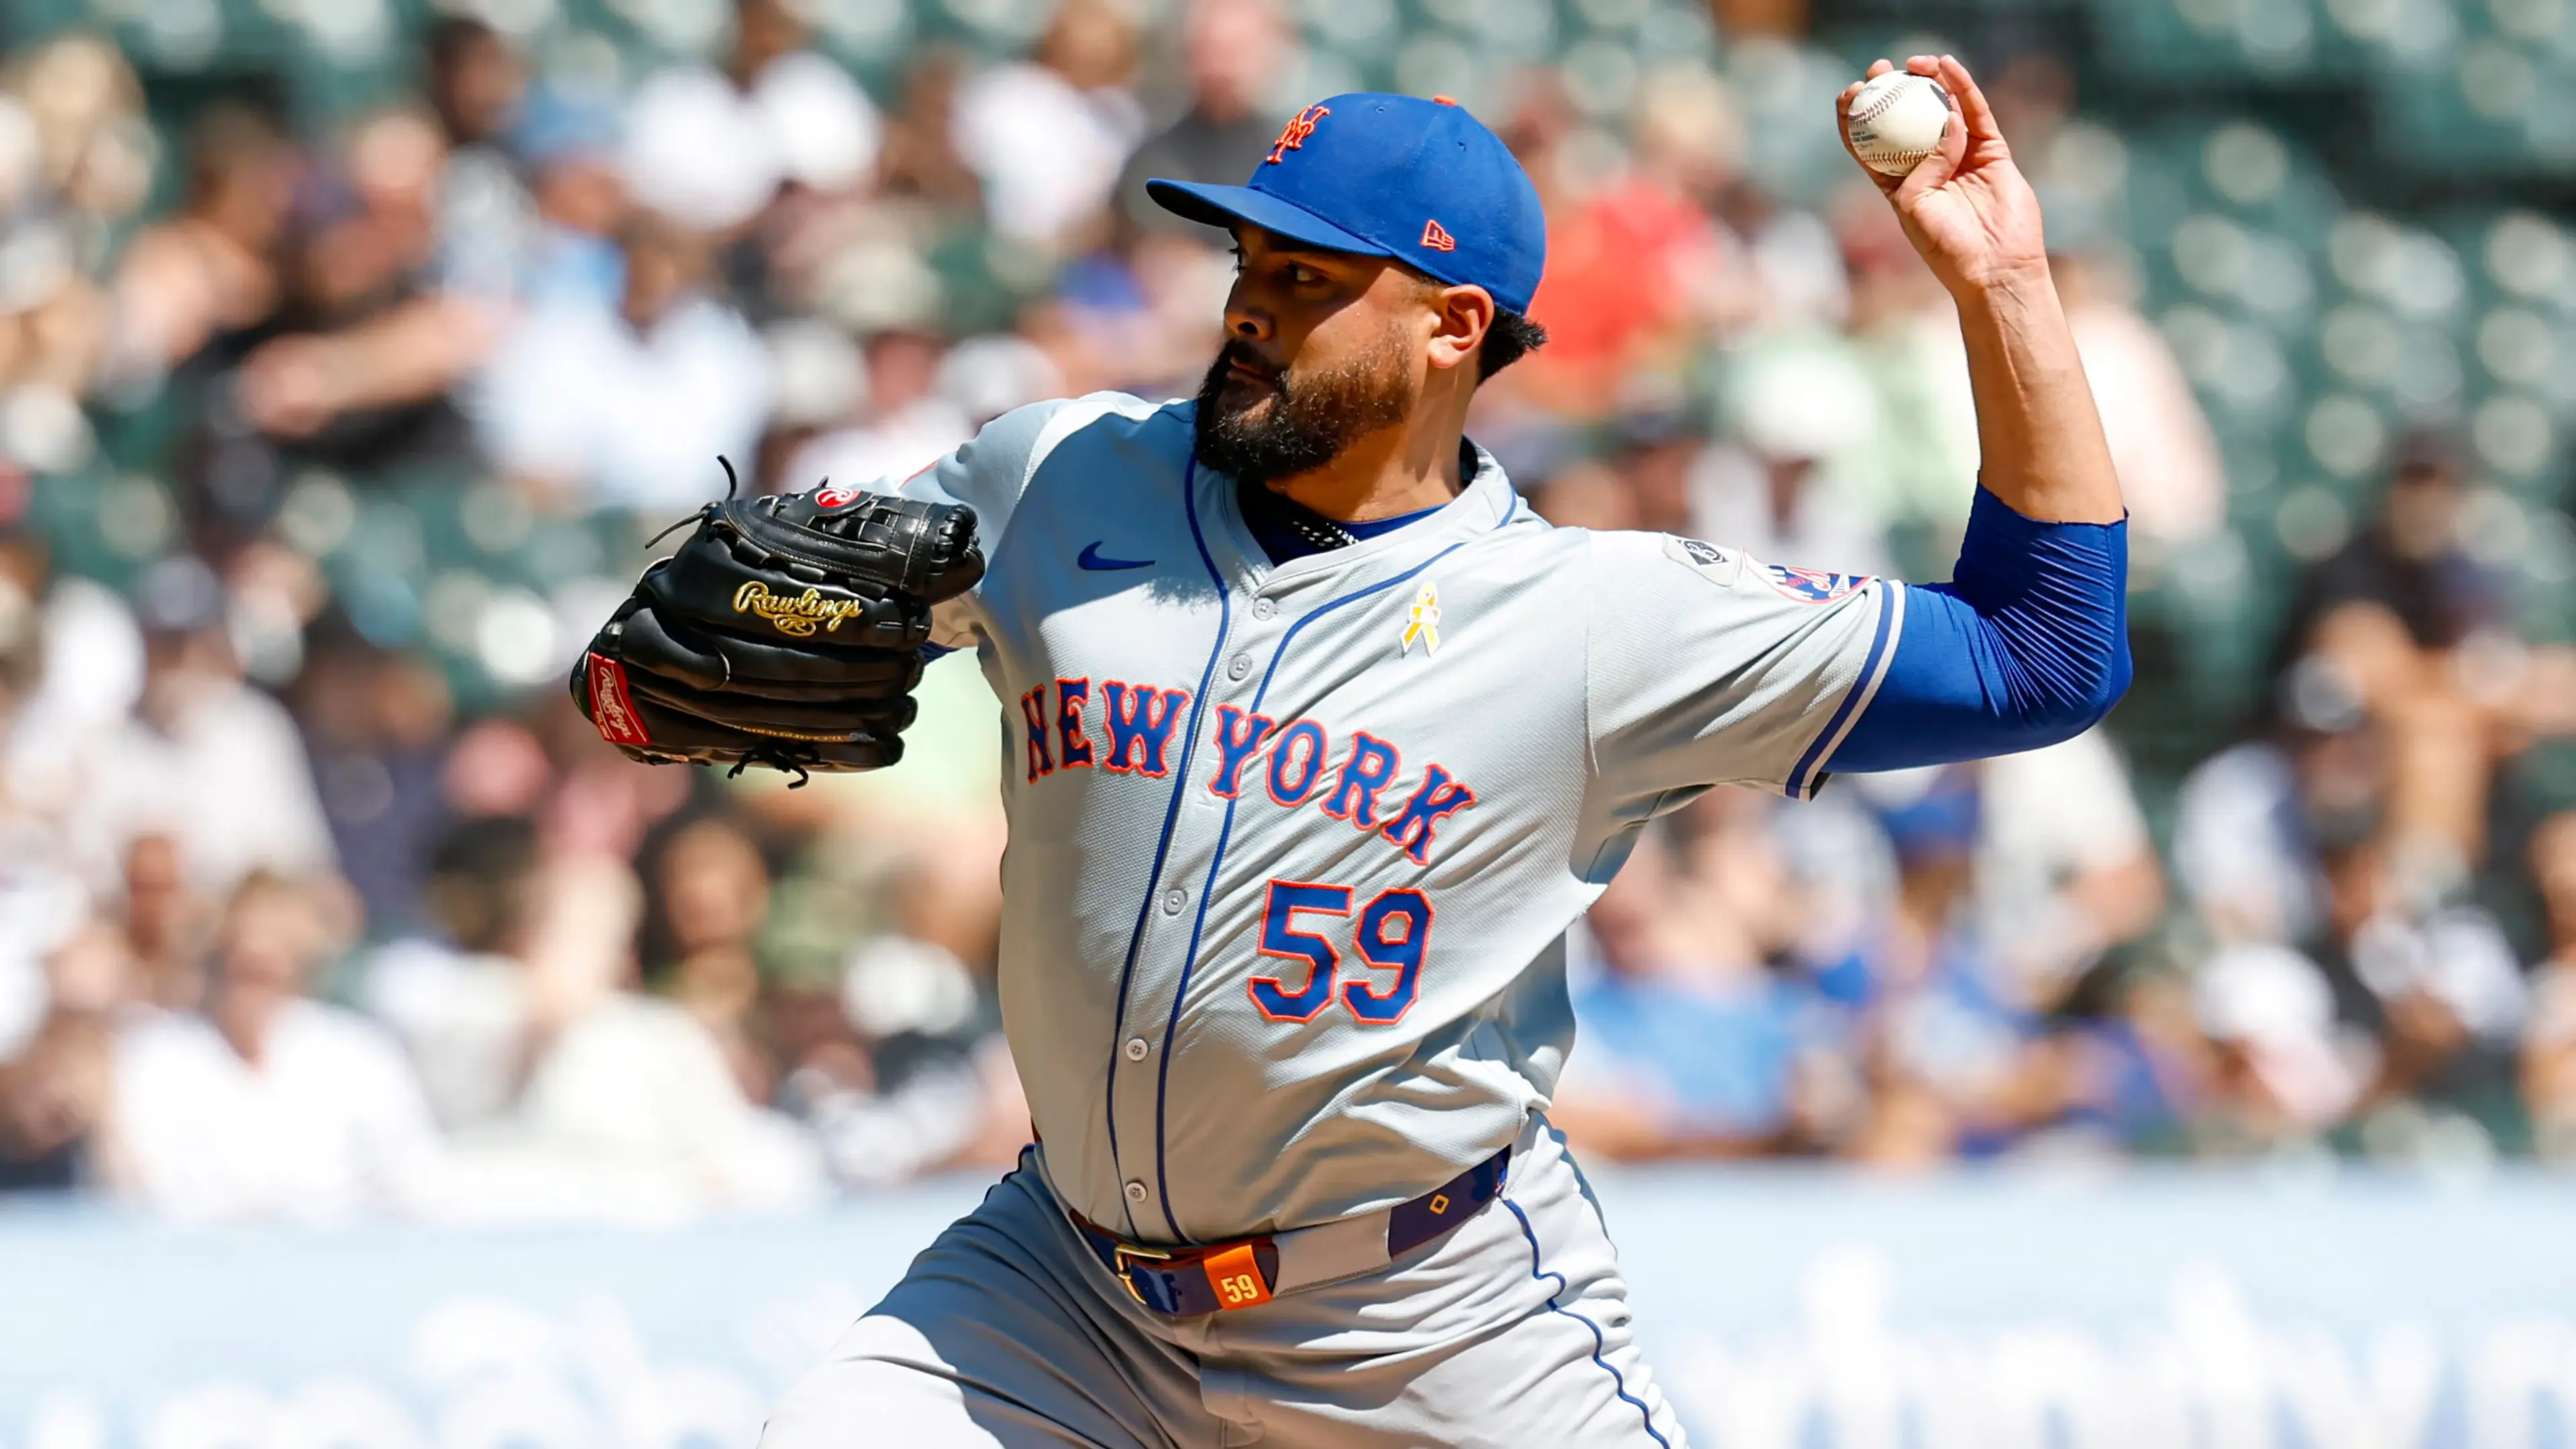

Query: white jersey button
[1226,653,1252,680]
[1162,887,1187,914]
[1124,1180,1148,1203]
[1251,598,1277,621]
[1124,1037,1149,1061]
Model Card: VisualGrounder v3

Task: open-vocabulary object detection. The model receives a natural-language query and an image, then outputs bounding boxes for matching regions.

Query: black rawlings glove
[572,469,983,780]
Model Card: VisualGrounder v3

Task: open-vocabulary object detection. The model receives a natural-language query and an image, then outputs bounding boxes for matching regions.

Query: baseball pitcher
[577,55,2131,1448]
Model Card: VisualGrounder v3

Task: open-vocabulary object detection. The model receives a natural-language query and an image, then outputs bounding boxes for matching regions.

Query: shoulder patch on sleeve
[1758,562,1874,604]
[1662,535,1745,588]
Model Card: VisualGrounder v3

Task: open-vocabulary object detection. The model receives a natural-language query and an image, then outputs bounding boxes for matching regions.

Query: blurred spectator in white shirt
[361,816,539,1130]
[0,557,95,1061]
[108,873,442,1220]
[620,0,880,234]
[953,0,1144,252]
[475,213,771,513]
[1699,339,1892,578]
[2055,248,2226,549]
[376,847,822,1219]
[76,557,335,898]
[785,329,971,492]
[1973,730,2167,1012]
[2,561,142,845]
[2193,941,2365,1145]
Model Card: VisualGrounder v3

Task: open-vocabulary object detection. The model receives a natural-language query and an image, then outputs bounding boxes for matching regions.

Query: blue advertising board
[5,1168,2575,1448]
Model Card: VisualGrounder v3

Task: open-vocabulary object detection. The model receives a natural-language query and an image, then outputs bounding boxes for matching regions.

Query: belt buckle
[1110,1242,1176,1307]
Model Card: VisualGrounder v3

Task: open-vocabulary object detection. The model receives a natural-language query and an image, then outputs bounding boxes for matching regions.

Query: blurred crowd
[0,0,2571,1220]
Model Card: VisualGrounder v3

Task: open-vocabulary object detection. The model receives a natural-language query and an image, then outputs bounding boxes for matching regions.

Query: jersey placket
[1094,462,1273,1240]
[1097,472,1329,1243]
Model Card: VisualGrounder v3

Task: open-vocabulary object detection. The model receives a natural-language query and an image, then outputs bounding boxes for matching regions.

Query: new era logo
[1420,219,1456,252]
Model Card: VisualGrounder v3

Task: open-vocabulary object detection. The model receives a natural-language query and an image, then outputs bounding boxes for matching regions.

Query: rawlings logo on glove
[731,581,873,637]
[583,653,652,747]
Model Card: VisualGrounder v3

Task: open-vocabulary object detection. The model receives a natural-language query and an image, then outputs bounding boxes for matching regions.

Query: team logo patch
[584,653,651,747]
[1662,535,1743,588]
[812,484,861,508]
[1267,105,1330,164]
[1399,580,1442,656]
[1760,563,1873,604]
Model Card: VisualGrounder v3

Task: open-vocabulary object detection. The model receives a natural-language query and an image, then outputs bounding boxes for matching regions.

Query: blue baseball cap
[1146,93,1548,317]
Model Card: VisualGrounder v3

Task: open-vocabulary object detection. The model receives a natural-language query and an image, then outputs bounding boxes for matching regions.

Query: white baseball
[1846,71,1953,176]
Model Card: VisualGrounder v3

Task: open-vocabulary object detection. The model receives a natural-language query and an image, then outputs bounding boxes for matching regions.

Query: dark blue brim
[1145,178,1390,260]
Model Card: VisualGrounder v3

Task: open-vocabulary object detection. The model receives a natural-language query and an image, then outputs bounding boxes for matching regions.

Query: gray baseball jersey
[900,392,1894,1245]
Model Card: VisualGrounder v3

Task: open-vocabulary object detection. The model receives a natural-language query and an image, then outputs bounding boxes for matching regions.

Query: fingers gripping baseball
[1836,54,2048,297]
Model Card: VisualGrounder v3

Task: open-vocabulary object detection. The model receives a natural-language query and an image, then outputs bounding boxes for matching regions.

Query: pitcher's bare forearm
[1955,263,2124,525]
[1837,53,2125,527]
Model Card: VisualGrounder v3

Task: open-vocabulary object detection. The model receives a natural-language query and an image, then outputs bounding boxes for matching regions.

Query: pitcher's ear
[1428,284,1496,375]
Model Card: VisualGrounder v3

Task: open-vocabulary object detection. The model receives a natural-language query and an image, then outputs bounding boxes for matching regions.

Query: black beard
[1191,339,1413,491]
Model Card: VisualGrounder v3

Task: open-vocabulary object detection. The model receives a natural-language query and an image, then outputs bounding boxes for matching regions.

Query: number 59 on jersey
[1248,880,1434,1024]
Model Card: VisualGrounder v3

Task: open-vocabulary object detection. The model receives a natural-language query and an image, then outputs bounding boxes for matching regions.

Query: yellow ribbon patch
[1400,580,1441,657]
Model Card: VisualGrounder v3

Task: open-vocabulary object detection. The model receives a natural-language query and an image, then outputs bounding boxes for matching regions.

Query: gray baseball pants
[759,1118,1686,1448]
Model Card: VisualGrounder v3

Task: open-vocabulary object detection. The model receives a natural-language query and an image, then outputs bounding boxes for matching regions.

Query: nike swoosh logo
[1078,542,1155,571]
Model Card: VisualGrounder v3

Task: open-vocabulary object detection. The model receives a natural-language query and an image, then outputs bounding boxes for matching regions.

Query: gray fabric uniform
[761,394,1896,1446]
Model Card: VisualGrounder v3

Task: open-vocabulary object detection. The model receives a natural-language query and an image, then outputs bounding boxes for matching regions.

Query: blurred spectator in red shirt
[1521,71,1739,418]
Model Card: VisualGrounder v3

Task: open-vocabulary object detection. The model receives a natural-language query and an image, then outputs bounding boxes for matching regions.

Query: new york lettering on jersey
[1022,687,1478,866]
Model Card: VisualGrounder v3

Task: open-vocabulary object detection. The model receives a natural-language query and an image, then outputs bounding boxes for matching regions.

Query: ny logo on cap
[1419,219,1456,252]
[1267,105,1330,164]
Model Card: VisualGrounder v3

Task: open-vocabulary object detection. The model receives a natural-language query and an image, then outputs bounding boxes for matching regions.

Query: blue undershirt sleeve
[1824,486,2132,773]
